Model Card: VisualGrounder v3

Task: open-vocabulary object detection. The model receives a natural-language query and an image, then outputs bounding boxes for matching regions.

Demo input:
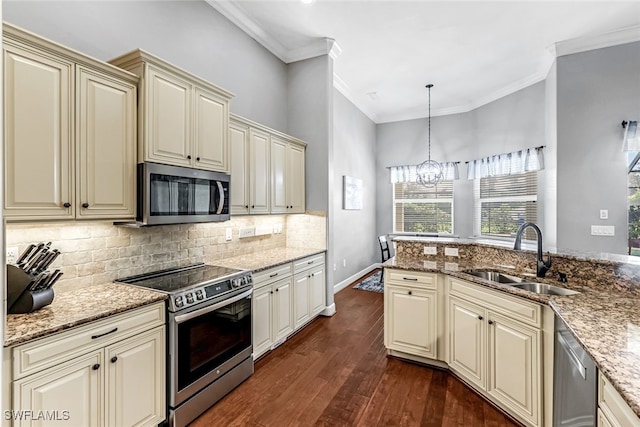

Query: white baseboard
[333,263,380,294]
[320,303,336,317]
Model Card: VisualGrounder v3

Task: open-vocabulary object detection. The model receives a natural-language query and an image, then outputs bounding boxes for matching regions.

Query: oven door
[169,288,252,407]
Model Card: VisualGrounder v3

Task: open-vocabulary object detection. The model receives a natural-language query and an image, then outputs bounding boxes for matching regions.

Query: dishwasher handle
[557,331,587,380]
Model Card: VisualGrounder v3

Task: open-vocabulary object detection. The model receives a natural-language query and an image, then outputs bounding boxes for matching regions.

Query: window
[393,181,453,233]
[474,171,537,240]
[628,170,640,255]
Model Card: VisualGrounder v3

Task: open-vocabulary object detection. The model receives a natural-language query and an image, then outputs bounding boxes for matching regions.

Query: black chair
[378,235,391,262]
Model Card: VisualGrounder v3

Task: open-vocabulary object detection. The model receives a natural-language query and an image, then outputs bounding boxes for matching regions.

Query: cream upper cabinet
[229,113,306,215]
[76,66,136,219]
[4,38,74,219]
[3,23,138,221]
[249,128,271,214]
[271,136,305,214]
[110,50,233,173]
[229,120,251,215]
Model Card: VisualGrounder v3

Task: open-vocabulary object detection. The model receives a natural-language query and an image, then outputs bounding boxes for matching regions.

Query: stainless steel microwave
[131,162,230,226]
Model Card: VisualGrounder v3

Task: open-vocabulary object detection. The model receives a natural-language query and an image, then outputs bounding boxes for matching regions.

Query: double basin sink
[463,270,579,296]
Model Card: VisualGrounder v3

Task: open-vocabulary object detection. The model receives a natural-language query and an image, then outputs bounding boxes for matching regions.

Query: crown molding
[206,1,341,63]
[332,73,379,123]
[550,25,640,58]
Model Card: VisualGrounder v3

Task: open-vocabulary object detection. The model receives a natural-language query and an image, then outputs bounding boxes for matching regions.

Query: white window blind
[393,181,453,233]
[474,171,537,240]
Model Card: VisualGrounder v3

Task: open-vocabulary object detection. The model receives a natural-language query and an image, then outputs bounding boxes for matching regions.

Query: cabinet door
[249,128,270,214]
[385,285,437,359]
[145,66,191,166]
[270,137,287,214]
[193,86,229,172]
[448,296,486,389]
[252,285,273,359]
[287,143,305,213]
[105,326,165,427]
[229,122,250,215]
[598,409,614,427]
[309,266,326,317]
[487,312,540,426]
[76,66,136,219]
[293,272,310,330]
[4,43,74,219]
[13,351,102,427]
[273,278,293,342]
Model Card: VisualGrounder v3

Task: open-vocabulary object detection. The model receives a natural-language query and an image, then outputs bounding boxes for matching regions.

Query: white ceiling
[208,1,640,123]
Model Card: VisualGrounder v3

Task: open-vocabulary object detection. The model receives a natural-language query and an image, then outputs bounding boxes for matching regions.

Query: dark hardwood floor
[191,270,521,427]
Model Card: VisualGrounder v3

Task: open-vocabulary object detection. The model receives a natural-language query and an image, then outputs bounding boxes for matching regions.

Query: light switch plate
[600,210,609,220]
[591,225,615,236]
[239,227,255,238]
[444,247,459,257]
[225,228,232,241]
[423,246,437,255]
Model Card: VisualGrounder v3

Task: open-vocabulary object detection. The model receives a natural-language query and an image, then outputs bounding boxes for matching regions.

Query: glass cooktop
[117,263,246,293]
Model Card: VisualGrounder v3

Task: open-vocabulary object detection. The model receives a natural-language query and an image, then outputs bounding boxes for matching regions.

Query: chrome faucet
[513,222,552,278]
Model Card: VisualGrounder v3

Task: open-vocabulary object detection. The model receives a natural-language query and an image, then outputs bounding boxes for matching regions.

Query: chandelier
[416,84,444,187]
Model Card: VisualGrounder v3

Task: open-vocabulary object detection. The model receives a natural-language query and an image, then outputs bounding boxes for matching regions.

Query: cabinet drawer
[253,263,293,288]
[386,269,438,289]
[13,302,165,379]
[448,277,541,328]
[293,253,325,274]
[598,372,640,426]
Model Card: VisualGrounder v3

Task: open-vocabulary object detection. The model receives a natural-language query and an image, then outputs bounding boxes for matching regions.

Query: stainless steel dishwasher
[553,315,597,427]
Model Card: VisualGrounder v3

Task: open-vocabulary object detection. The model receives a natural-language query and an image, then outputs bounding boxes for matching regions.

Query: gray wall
[376,82,546,241]
[3,0,289,130]
[332,90,377,284]
[556,42,640,254]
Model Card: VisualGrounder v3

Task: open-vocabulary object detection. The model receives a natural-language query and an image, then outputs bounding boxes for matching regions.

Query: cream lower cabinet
[252,253,326,360]
[448,277,542,427]
[8,302,166,427]
[110,50,232,173]
[3,23,137,221]
[384,269,439,360]
[293,254,326,329]
[598,372,640,427]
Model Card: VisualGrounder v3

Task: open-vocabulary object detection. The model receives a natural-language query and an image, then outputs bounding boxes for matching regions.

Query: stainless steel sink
[463,269,529,284]
[510,282,579,296]
[464,269,580,296]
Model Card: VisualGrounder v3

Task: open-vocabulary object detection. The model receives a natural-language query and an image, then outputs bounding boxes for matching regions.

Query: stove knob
[186,293,194,304]
[195,290,204,300]
[232,279,240,288]
[175,300,184,308]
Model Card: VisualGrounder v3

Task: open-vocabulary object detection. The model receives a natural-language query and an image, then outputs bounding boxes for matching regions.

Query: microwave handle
[174,289,252,324]
[216,181,224,215]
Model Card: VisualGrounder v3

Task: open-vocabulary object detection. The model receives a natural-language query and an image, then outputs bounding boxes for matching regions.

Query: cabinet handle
[402,277,418,281]
[63,202,71,208]
[478,316,483,320]
[82,203,89,208]
[196,157,201,161]
[187,155,192,160]
[111,356,118,363]
[488,320,494,325]
[269,273,278,278]
[92,364,100,370]
[91,327,118,339]
[307,261,314,264]
[408,291,412,295]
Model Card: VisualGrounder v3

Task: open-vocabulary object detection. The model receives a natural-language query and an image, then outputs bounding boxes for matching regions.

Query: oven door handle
[174,289,253,324]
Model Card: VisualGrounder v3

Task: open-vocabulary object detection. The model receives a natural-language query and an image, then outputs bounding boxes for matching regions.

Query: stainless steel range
[118,263,253,427]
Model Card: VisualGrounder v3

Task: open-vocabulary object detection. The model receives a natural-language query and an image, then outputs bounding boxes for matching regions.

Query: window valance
[466,146,545,180]
[389,162,459,184]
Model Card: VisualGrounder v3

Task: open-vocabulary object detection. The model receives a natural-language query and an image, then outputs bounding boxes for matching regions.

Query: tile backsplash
[6,213,326,292]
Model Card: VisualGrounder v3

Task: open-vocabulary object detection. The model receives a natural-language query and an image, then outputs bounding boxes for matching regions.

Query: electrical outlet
[333,263,337,271]
[343,259,346,268]
[225,228,232,241]
[444,247,459,257]
[6,246,19,265]
[423,246,437,255]
[600,209,609,220]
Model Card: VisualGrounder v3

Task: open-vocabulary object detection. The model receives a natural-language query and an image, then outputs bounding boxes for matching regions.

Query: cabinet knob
[92,364,100,370]
[82,203,89,208]
[63,202,71,208]
[196,157,200,161]
[187,155,192,160]
[111,356,118,363]
[251,205,255,209]
[478,316,483,320]
[276,288,279,292]
[488,320,494,325]
[408,291,412,295]
[270,291,273,294]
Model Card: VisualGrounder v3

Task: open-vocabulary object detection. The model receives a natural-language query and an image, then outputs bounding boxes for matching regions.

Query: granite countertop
[384,255,640,418]
[214,247,326,272]
[4,283,166,347]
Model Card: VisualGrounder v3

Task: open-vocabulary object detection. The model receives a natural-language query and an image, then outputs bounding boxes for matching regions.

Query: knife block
[6,265,55,314]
